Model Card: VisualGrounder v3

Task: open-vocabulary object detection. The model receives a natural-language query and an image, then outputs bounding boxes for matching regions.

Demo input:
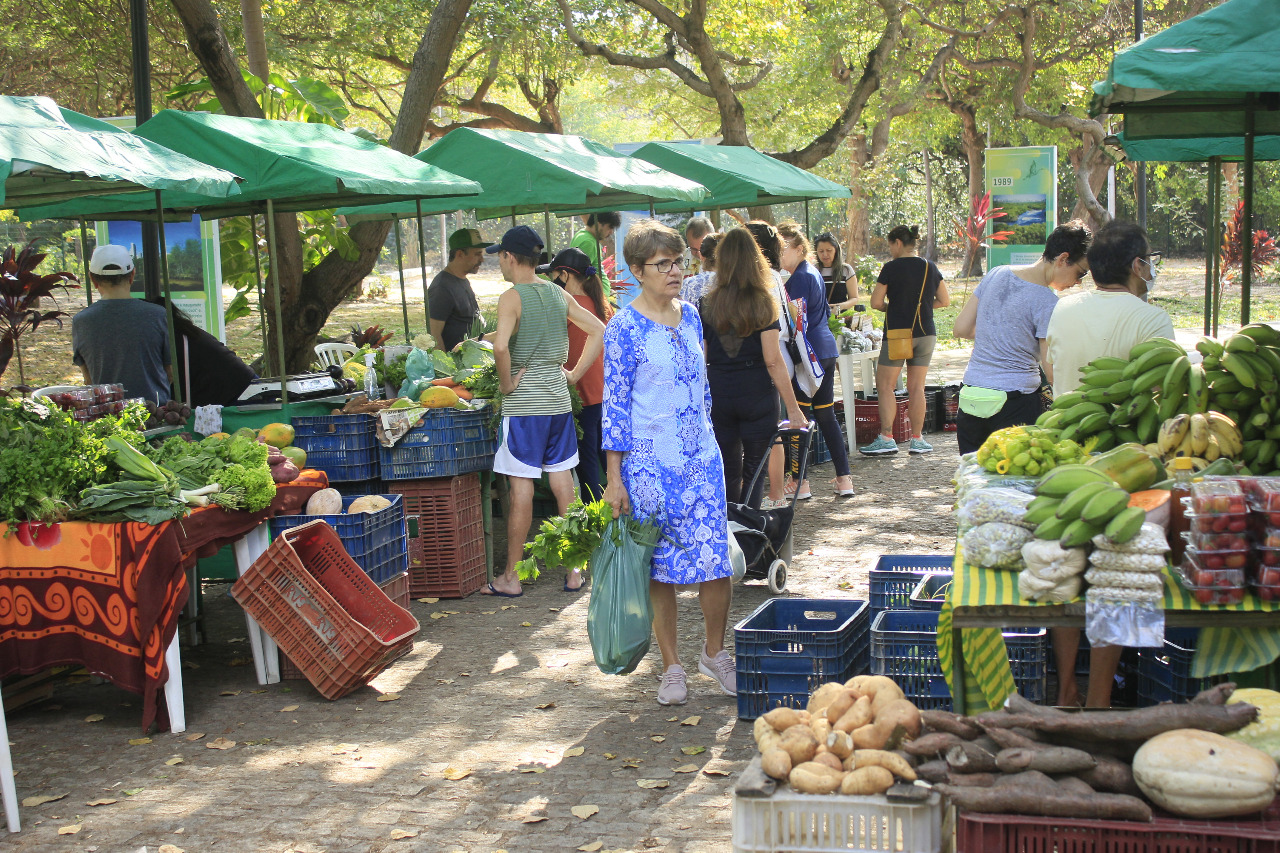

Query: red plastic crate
[853,395,911,444]
[234,520,419,698]
[387,474,486,599]
[956,800,1280,853]
[280,571,411,680]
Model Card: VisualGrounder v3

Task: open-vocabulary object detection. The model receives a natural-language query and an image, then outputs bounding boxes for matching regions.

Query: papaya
[207,432,230,440]
[419,386,459,408]
[280,445,307,469]
[259,422,296,448]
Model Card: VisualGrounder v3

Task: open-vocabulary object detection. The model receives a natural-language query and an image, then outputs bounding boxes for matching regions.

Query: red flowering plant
[0,240,79,386]
[1221,200,1278,284]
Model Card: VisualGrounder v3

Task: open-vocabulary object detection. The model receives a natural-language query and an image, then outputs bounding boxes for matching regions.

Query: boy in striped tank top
[486,226,607,596]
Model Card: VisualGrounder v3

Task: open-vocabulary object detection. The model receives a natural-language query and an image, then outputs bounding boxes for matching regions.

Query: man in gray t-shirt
[428,228,492,351]
[72,245,171,404]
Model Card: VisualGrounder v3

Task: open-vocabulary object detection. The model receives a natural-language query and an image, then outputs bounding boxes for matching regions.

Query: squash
[348,495,392,514]
[419,386,459,408]
[1132,729,1278,817]
[304,488,343,516]
[1128,489,1171,530]
[1226,688,1280,763]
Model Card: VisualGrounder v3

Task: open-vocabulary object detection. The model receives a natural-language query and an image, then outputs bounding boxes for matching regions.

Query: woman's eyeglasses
[643,258,686,273]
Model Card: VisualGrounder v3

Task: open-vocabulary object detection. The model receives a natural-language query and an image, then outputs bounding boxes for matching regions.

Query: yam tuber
[936,784,1153,822]
[840,765,894,795]
[915,760,949,784]
[789,762,844,794]
[1002,693,1259,743]
[902,731,965,758]
[920,709,983,740]
[946,742,999,773]
[1076,754,1142,797]
[993,770,1058,790]
[761,748,792,781]
[995,746,1097,775]
[1056,776,1097,797]
[980,726,1040,751]
[915,760,994,786]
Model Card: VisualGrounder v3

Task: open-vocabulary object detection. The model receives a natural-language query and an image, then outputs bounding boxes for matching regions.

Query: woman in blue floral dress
[602,219,736,707]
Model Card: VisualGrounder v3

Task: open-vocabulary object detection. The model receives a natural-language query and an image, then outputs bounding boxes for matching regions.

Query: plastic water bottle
[363,352,381,400]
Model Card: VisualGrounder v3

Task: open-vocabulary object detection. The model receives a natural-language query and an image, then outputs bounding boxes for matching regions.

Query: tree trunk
[948,98,986,277]
[846,134,870,256]
[239,0,268,82]
[1067,140,1114,229]
[922,149,937,262]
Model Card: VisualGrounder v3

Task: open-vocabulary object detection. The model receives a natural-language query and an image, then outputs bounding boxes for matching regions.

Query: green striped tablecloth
[938,546,1280,712]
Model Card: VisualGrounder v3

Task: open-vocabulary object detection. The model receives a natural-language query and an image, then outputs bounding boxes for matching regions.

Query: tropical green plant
[0,241,78,386]
[1222,200,1278,284]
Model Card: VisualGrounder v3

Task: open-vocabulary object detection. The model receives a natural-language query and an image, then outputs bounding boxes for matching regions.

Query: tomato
[1226,553,1248,569]
[1194,587,1215,604]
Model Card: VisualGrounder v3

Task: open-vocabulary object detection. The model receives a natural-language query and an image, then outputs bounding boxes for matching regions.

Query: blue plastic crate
[379,407,496,480]
[268,494,408,584]
[1135,628,1219,706]
[870,609,1047,711]
[908,572,954,611]
[332,478,385,497]
[869,554,954,612]
[291,413,379,482]
[734,599,870,720]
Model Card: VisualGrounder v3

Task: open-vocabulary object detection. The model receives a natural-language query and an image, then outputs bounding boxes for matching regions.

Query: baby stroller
[728,426,814,594]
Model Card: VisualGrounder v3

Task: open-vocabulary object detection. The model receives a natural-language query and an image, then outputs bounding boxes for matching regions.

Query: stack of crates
[867,554,1048,710]
[1134,628,1220,705]
[733,599,870,720]
[387,473,486,599]
[291,413,380,488]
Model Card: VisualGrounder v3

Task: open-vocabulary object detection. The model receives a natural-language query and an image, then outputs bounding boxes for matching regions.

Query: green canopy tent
[1090,0,1280,323]
[19,111,483,400]
[338,127,708,333]
[630,142,851,225]
[1110,130,1280,334]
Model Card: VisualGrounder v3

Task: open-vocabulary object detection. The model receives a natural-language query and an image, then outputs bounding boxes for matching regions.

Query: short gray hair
[623,219,685,270]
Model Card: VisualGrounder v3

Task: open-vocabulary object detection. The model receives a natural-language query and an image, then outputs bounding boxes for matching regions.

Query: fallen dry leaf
[548,607,560,612]
[128,737,152,746]
[417,597,439,604]
[84,714,104,723]
[86,798,117,807]
[546,659,569,668]
[123,787,144,796]
[563,746,585,757]
[621,763,641,769]
[159,845,185,853]
[481,610,496,615]
[429,612,447,620]
[681,746,706,755]
[681,716,701,726]
[603,753,617,760]
[443,610,459,615]
[637,779,670,789]
[535,703,555,710]
[332,744,360,754]
[578,843,604,852]
[242,737,273,746]
[165,755,184,766]
[280,705,299,712]
[570,804,599,820]
[22,793,66,807]
[518,766,546,774]
[57,825,81,835]
[666,716,678,722]
[389,829,418,840]
[377,693,400,702]
[442,766,471,781]
[219,690,241,697]
[702,769,731,777]
[250,689,267,694]
[227,656,251,667]
[649,736,665,743]
[206,738,236,750]
[184,733,205,742]
[522,816,548,824]
[521,621,532,627]
[674,764,698,773]
[500,604,517,610]
[836,581,852,590]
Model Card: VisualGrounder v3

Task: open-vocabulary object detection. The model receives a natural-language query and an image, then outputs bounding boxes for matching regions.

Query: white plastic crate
[732,788,944,853]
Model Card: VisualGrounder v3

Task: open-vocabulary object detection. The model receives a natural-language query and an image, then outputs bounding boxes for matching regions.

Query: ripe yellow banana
[1175,432,1197,458]
[1206,412,1244,457]
[1158,414,1191,456]
[1189,413,1210,455]
[1204,433,1222,462]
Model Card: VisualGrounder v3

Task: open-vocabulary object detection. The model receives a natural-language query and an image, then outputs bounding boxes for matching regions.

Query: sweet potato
[754,717,782,753]
[833,695,873,734]
[920,709,983,740]
[840,765,894,795]
[789,761,844,794]
[825,730,854,760]
[850,749,917,781]
[810,717,832,745]
[779,724,819,766]
[813,752,844,772]
[761,748,792,780]
[824,689,857,724]
[807,682,848,717]
[846,675,905,707]
[935,784,1153,822]
[762,707,806,732]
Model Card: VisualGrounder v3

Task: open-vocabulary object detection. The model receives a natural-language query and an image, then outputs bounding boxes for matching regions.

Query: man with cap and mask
[485,226,606,597]
[1044,219,1174,710]
[428,227,494,351]
[72,245,172,404]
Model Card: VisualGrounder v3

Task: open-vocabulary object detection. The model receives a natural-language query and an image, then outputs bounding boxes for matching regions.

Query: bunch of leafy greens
[376,349,409,392]
[147,433,267,491]
[210,462,276,512]
[0,398,147,527]
[515,500,662,581]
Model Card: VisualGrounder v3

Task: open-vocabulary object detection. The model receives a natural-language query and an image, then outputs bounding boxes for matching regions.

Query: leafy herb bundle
[514,499,661,581]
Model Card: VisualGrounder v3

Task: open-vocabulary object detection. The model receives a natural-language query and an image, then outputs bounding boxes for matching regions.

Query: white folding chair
[313,342,358,369]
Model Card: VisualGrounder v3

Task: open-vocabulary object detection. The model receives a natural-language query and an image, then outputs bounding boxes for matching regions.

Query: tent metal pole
[1204,158,1217,336]
[266,198,289,406]
[804,199,811,235]
[394,219,410,341]
[249,215,269,361]
[155,191,183,404]
[79,219,93,306]
[544,208,551,252]
[1242,99,1255,325]
[1212,159,1223,335]
[415,199,429,330]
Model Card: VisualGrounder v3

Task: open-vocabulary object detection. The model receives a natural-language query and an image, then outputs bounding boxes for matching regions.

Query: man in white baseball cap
[72,245,172,404]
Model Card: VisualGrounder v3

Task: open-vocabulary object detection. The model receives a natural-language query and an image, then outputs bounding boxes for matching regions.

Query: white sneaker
[699,644,737,695]
[657,665,687,705]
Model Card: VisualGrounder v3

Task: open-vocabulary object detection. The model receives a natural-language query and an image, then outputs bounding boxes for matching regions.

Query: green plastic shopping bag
[587,516,661,675]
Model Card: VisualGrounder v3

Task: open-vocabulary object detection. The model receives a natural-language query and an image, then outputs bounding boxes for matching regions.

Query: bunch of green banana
[1027,465,1145,546]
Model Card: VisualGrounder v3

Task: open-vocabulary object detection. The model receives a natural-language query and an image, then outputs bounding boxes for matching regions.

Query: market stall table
[939,552,1280,713]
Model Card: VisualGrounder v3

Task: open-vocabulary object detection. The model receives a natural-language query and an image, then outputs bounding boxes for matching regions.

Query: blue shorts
[493,413,579,478]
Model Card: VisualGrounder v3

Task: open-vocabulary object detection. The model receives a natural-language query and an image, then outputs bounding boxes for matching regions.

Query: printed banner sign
[985,146,1057,270]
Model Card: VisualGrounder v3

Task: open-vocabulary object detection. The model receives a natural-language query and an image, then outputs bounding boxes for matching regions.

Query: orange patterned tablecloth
[0,471,328,731]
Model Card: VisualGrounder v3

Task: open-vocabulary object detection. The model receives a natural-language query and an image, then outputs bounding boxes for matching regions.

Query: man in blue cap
[486,226,606,596]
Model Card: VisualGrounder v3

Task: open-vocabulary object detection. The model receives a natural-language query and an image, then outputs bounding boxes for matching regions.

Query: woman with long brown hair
[701,229,807,507]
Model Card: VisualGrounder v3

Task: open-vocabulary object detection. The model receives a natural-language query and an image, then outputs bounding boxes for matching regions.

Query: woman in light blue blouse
[601,219,736,708]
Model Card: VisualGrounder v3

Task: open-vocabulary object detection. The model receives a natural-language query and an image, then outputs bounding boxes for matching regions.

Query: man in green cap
[429,227,494,351]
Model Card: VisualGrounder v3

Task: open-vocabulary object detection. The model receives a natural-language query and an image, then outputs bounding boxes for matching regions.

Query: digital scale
[235,368,357,405]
